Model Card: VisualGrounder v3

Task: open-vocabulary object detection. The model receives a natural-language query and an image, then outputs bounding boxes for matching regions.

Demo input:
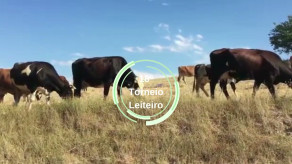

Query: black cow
[209,48,292,99]
[10,62,73,108]
[72,56,140,98]
[193,64,236,97]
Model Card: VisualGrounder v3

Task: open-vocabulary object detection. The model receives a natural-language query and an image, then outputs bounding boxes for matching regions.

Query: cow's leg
[177,76,181,83]
[192,76,196,93]
[210,79,218,99]
[195,82,200,96]
[230,82,237,97]
[103,84,111,100]
[44,90,51,106]
[220,80,230,99]
[13,93,21,106]
[73,80,82,97]
[267,83,276,99]
[183,76,186,84]
[117,86,121,97]
[252,80,262,97]
[264,78,276,99]
[201,83,209,97]
[0,93,4,102]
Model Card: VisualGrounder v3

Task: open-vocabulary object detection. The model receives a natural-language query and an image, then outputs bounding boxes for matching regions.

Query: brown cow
[210,48,292,99]
[0,68,30,103]
[177,66,195,83]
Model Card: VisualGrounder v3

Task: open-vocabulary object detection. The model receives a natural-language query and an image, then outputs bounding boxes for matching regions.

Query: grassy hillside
[0,77,291,163]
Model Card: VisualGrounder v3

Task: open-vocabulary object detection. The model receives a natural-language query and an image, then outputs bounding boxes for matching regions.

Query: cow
[22,75,75,102]
[209,48,292,99]
[0,68,31,103]
[178,66,195,83]
[192,64,236,97]
[10,62,73,109]
[72,56,141,98]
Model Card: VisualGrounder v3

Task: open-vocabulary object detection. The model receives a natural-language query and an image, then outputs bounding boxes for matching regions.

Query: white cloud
[136,47,145,52]
[161,2,169,6]
[193,44,203,51]
[169,34,203,53]
[51,60,74,67]
[123,46,145,53]
[123,47,135,52]
[71,52,85,57]
[196,34,203,41]
[123,24,204,55]
[164,35,171,41]
[174,34,193,47]
[149,44,165,52]
[155,23,170,33]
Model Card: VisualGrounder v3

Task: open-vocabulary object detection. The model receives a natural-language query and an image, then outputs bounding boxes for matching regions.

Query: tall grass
[0,77,291,163]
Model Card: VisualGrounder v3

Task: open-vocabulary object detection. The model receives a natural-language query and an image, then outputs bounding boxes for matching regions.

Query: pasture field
[0,77,292,163]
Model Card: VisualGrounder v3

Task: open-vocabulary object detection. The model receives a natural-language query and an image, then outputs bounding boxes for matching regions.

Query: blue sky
[0,0,291,80]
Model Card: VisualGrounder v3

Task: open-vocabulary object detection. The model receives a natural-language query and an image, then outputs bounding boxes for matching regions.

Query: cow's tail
[177,67,181,82]
[192,75,196,93]
[72,60,83,91]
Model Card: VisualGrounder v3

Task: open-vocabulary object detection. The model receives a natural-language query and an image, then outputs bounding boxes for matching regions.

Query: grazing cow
[72,56,141,98]
[59,75,75,91]
[10,62,73,108]
[192,64,236,97]
[23,75,75,102]
[178,66,195,83]
[209,48,292,99]
[0,68,31,103]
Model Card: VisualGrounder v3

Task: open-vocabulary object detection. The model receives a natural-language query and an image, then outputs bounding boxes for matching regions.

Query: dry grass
[0,77,291,163]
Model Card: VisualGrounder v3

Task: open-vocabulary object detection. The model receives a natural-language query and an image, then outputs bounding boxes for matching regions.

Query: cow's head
[287,80,292,88]
[124,76,143,91]
[59,85,73,98]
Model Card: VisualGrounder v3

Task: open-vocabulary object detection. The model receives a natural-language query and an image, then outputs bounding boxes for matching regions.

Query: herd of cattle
[179,48,292,99]
[0,56,140,109]
[0,48,292,109]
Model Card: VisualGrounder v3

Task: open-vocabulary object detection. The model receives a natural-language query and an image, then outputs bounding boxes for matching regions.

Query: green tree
[269,16,292,54]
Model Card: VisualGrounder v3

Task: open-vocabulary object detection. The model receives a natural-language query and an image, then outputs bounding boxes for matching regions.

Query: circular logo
[112,59,180,126]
